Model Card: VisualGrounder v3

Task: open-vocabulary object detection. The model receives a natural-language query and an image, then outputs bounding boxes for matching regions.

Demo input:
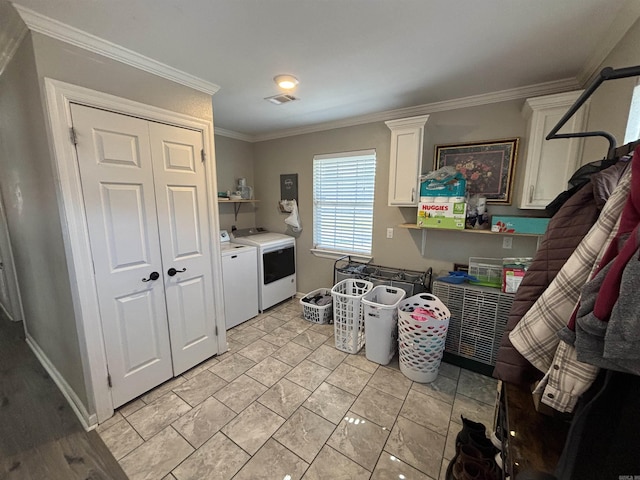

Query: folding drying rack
[333,256,432,296]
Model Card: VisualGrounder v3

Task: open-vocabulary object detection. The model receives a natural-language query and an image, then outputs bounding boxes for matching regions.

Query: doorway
[71,104,218,408]
[45,79,226,424]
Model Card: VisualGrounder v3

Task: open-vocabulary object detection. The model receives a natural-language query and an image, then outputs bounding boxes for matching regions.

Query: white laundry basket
[331,279,373,354]
[398,293,451,383]
[300,288,333,324]
[361,286,406,365]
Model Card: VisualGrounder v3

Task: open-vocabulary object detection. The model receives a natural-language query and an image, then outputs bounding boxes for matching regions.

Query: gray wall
[254,99,541,294]
[252,19,640,296]
[214,134,257,232]
[580,17,640,162]
[0,34,89,405]
[0,31,216,415]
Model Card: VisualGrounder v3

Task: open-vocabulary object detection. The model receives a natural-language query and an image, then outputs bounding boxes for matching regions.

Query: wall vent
[265,94,299,105]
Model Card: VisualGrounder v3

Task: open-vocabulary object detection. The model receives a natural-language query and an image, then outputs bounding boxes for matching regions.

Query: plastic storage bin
[361,286,406,365]
[300,288,333,324]
[398,293,451,383]
[331,279,373,354]
[468,257,503,288]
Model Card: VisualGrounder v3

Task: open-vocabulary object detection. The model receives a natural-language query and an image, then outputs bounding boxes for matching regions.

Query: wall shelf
[398,223,541,237]
[218,199,259,220]
[398,223,543,255]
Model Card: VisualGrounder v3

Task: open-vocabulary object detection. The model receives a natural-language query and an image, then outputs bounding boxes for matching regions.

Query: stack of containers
[397,293,451,383]
[416,169,467,230]
[361,286,406,365]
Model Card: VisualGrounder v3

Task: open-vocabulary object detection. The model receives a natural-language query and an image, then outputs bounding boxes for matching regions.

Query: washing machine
[232,227,296,312]
[220,230,259,329]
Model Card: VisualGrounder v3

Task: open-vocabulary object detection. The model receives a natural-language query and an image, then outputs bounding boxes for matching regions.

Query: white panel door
[70,104,173,408]
[149,122,217,374]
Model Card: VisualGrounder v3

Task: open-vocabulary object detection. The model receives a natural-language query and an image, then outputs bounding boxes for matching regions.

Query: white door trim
[0,187,24,322]
[43,78,226,425]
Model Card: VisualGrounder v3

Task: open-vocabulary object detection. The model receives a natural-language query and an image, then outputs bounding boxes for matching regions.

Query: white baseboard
[25,334,97,430]
[0,301,15,321]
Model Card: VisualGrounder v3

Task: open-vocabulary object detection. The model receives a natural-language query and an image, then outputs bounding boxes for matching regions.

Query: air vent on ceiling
[265,94,299,105]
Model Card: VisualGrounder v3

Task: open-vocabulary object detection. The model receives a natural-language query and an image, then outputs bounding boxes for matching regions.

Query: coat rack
[546,65,640,159]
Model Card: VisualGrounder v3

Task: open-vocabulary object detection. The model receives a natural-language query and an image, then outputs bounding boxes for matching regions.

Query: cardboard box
[491,216,550,235]
[417,201,466,229]
[420,176,466,197]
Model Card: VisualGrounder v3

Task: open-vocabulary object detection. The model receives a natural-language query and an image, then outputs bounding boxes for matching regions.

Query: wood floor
[0,312,127,480]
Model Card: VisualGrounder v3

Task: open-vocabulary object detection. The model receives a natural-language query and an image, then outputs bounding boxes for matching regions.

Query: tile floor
[97,299,498,480]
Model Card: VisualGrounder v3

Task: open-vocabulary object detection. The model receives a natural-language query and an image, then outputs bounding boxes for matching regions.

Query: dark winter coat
[493,161,630,385]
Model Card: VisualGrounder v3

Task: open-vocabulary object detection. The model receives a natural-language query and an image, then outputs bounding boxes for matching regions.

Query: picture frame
[434,138,519,204]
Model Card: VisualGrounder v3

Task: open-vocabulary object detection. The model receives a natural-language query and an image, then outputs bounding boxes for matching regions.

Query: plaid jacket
[509,166,631,412]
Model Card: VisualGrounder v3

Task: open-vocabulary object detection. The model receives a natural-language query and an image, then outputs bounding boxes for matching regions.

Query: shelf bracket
[233,202,242,221]
[420,229,427,257]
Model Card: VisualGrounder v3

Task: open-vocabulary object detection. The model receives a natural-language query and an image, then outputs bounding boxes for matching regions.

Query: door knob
[167,267,187,277]
[142,271,160,282]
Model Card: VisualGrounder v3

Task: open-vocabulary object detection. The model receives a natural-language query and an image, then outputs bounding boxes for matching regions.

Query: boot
[453,459,501,480]
[447,444,486,480]
[447,436,500,480]
[453,460,487,480]
[468,429,498,459]
[455,416,486,448]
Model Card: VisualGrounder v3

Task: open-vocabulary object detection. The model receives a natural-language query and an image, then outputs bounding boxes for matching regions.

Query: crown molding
[213,127,254,142]
[0,5,28,77]
[577,0,640,86]
[522,90,584,117]
[251,77,580,142]
[13,4,220,95]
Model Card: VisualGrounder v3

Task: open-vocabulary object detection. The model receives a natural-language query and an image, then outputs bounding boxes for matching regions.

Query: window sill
[310,249,372,263]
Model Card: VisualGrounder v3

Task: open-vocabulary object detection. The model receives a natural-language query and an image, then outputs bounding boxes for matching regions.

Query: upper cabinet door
[386,115,429,207]
[519,91,588,210]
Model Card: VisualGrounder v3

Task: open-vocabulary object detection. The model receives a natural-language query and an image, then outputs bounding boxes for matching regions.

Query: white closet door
[148,122,217,374]
[70,104,173,408]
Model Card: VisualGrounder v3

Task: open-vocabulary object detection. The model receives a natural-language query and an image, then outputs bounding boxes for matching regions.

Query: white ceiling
[7,0,640,140]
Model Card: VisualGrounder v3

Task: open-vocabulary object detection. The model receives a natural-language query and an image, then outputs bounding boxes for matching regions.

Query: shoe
[452,457,499,480]
[447,418,500,480]
[453,460,483,480]
[448,444,498,480]
[455,416,486,448]
[490,430,502,451]
[468,429,498,459]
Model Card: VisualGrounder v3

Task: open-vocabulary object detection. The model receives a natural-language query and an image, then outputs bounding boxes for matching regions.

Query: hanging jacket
[509,166,631,413]
[493,160,630,385]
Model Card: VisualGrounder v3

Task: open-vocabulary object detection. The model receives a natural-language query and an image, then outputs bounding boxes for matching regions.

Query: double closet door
[71,104,218,408]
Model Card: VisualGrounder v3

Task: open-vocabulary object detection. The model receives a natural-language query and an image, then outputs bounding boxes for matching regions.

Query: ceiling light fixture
[274,74,299,90]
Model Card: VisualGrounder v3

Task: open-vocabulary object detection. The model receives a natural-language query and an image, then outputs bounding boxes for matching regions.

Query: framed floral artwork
[434,138,519,204]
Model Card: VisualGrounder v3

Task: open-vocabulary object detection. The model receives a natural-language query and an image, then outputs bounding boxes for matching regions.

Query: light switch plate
[387,228,394,239]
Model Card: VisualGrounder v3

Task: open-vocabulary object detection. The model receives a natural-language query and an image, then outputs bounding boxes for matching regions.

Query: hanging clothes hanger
[546,65,640,159]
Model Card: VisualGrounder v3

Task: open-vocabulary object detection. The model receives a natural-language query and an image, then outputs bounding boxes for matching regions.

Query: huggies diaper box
[417,198,467,229]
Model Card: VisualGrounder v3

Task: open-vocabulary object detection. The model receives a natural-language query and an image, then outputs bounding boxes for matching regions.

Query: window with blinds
[624,80,640,144]
[313,149,376,256]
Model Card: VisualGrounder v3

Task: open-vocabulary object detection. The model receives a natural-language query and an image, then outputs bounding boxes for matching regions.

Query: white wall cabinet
[519,91,587,209]
[386,115,429,206]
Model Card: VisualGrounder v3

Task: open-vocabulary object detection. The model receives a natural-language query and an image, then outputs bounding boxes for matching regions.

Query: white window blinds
[313,149,376,256]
